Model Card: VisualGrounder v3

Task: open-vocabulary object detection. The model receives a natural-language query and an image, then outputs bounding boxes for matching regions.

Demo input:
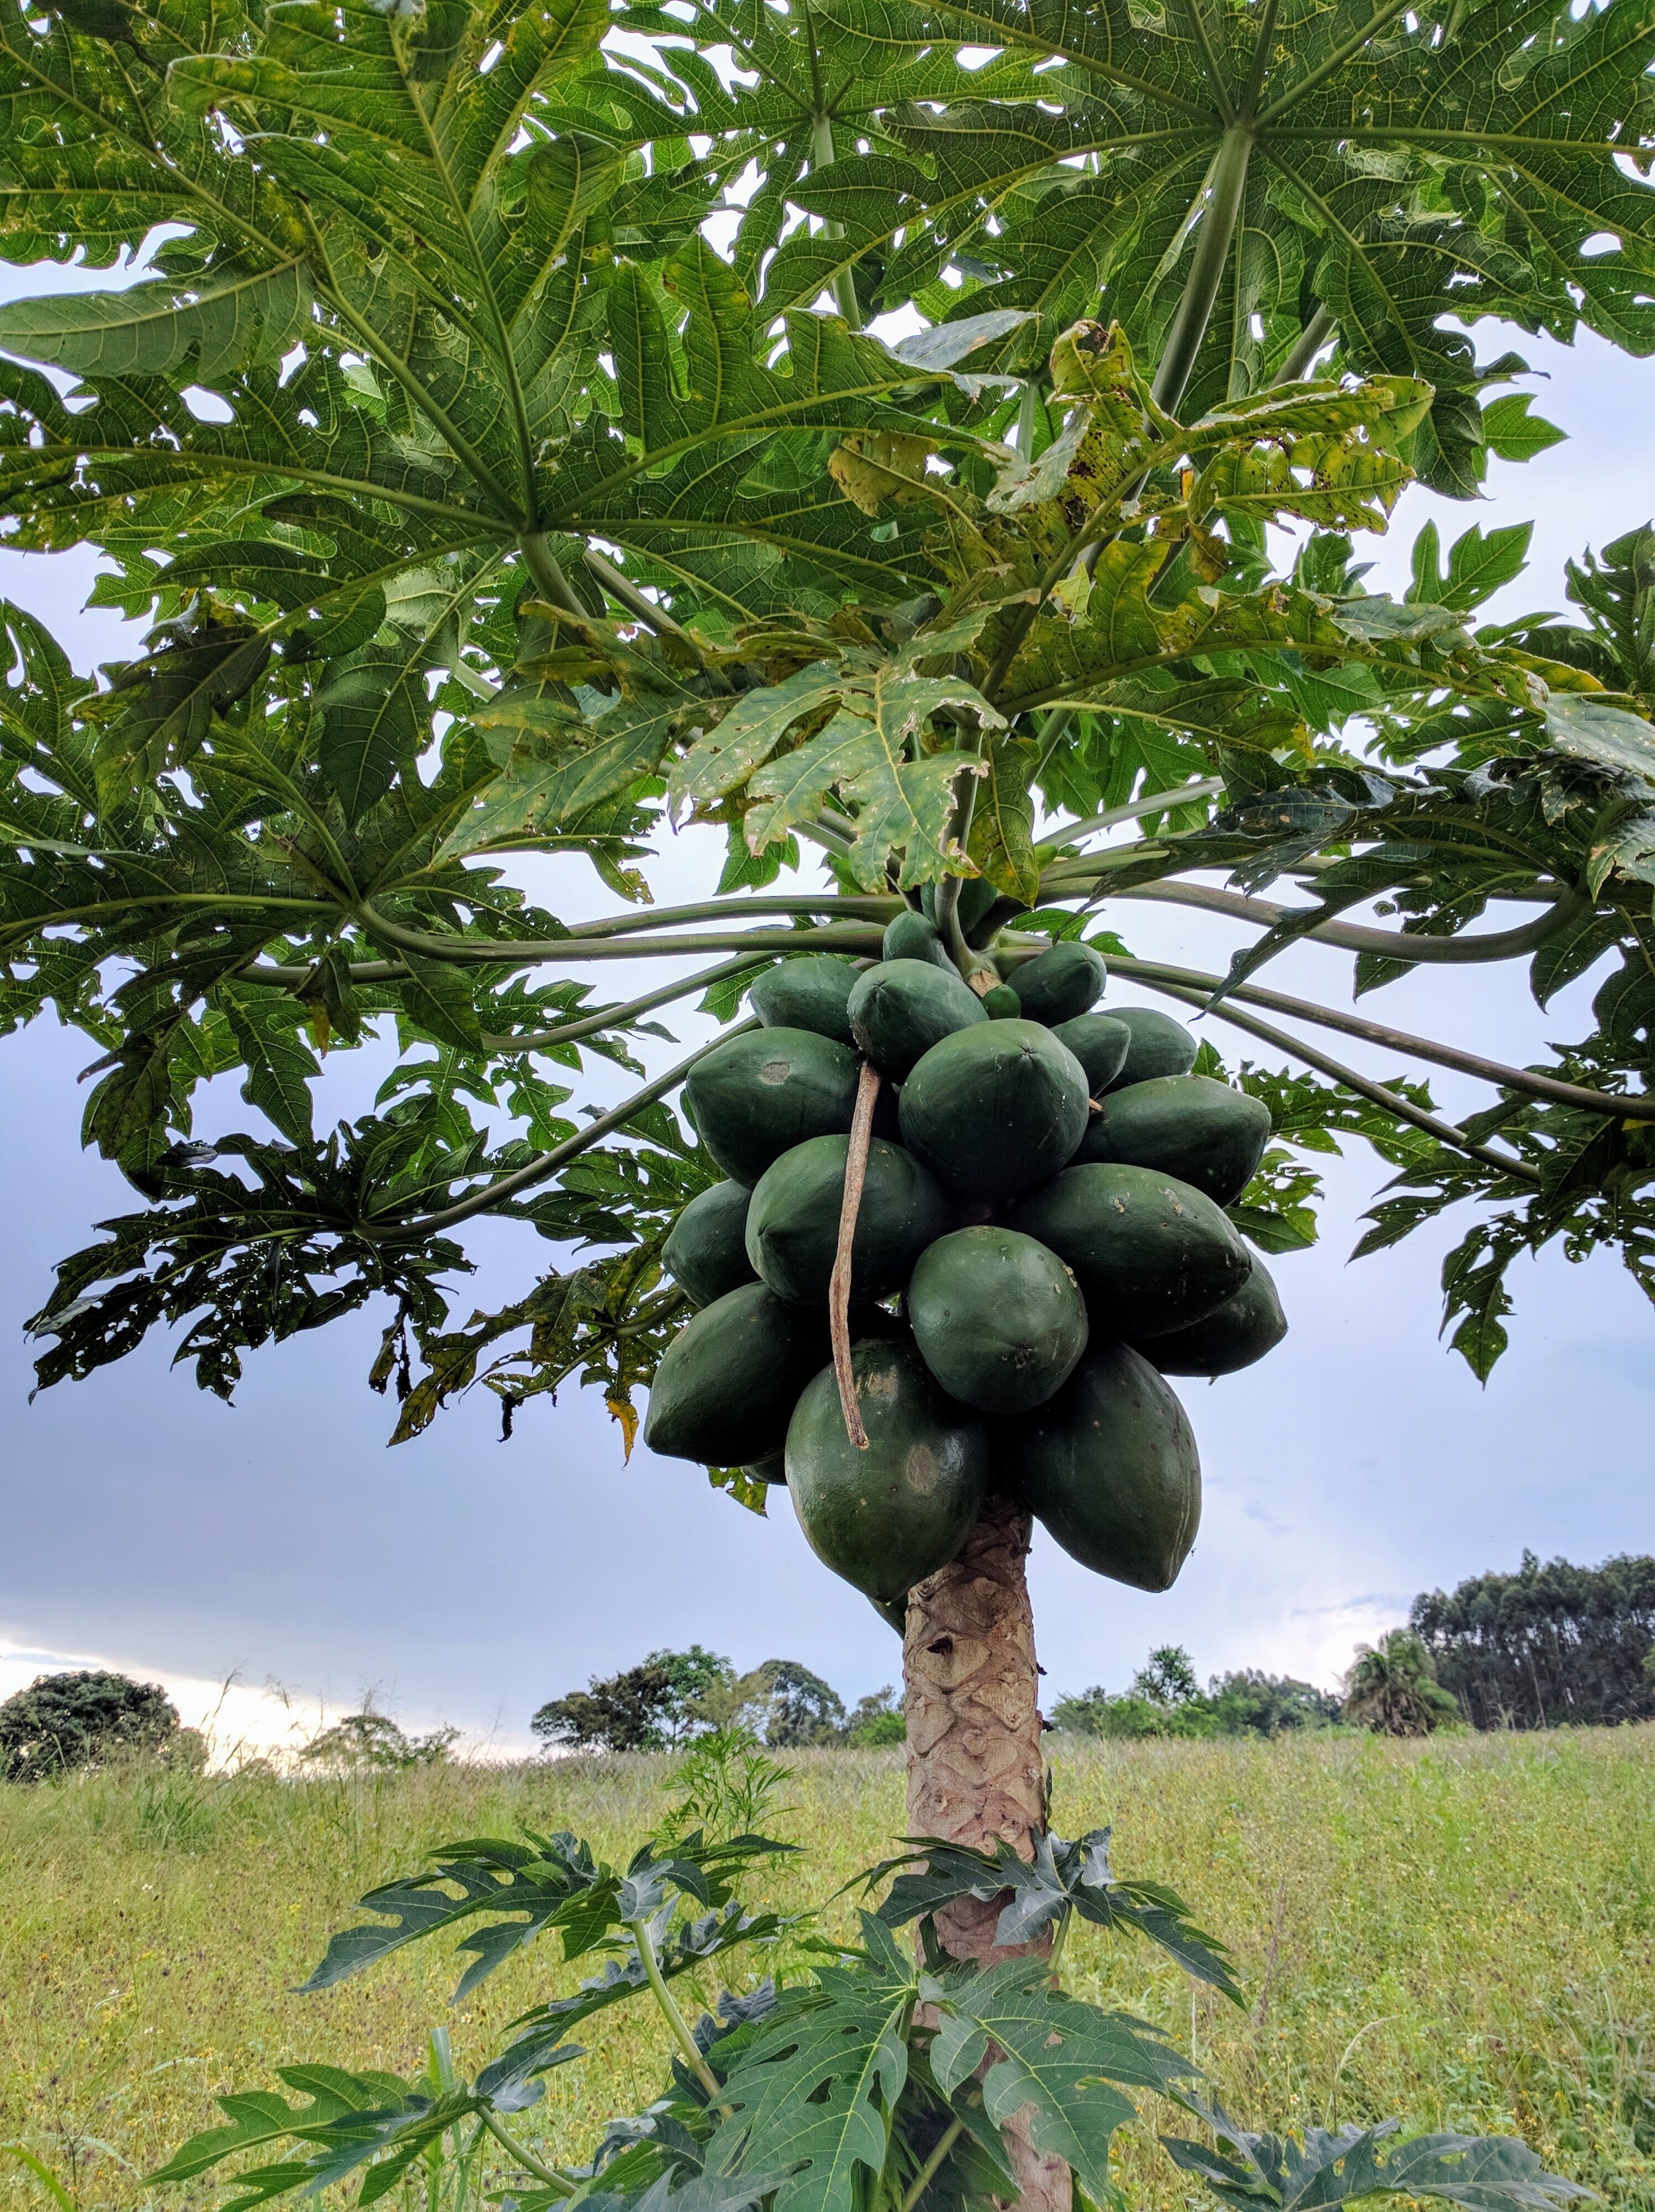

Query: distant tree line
[1411,1551,1655,1729]
[531,1649,903,1753]
[1051,1646,1343,1741]
[13,1547,1650,1778]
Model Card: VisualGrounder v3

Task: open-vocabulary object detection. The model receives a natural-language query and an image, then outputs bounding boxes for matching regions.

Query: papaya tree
[2,0,1655,2199]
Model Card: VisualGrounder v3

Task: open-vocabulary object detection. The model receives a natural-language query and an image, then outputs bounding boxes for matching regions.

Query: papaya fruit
[1009,939,1108,1025]
[1139,1257,1286,1376]
[982,985,1023,1019]
[745,1133,951,1307]
[868,1592,908,1634]
[899,1019,1090,1205]
[1077,1073,1271,1205]
[1103,1005,1198,1089]
[644,1282,830,1466]
[786,1338,987,1601]
[1006,1162,1252,1336]
[662,1180,757,1308]
[998,1342,1200,1592]
[908,1226,1088,1412]
[1051,1013,1131,1096]
[847,958,986,1080]
[746,1448,788,1484]
[920,877,999,937]
[749,955,859,1045]
[882,909,953,969]
[684,1026,860,1185]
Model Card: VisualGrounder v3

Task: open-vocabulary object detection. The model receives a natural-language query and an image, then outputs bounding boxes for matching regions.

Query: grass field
[1,1729,1653,2210]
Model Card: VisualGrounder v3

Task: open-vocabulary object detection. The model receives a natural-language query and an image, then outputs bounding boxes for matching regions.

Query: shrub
[847,1688,906,1746]
[0,1669,181,1782]
[299,1712,460,1771]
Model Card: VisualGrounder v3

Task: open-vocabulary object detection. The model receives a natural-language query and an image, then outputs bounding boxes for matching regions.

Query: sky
[1,245,1652,1759]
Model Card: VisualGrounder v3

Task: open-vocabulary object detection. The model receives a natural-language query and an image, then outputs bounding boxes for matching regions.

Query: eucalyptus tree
[3,0,1655,2197]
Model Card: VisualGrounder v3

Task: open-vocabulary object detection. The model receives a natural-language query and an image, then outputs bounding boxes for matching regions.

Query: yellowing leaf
[828,432,937,514]
[745,671,1000,890]
[607,1392,639,1459]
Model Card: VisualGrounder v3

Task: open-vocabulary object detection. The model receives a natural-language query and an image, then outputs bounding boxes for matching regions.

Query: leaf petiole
[481,2111,580,2194]
[898,2115,965,2212]
[627,1915,733,2116]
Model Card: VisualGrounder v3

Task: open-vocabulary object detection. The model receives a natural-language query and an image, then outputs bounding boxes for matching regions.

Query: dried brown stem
[829,1060,882,1449]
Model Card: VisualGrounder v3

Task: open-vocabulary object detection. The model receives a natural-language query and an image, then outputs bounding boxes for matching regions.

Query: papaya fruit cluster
[643,908,1286,1626]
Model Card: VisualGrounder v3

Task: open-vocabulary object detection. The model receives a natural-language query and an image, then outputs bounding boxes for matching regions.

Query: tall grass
[1,1729,1652,2208]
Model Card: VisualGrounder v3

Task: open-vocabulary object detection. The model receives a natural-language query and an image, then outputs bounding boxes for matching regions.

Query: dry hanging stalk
[830,1059,882,1449]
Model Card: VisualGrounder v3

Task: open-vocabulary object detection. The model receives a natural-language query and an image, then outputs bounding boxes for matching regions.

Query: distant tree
[1411,1552,1655,1729]
[1344,1632,1461,1737]
[1051,1649,1211,1740]
[645,1647,735,1741]
[1049,1688,1174,1740]
[534,1646,737,1753]
[759,1661,847,1747]
[1132,1647,1202,1708]
[300,1712,459,1772]
[0,1669,181,1782]
[847,1688,906,1747]
[532,1661,680,1753]
[1207,1671,1343,1737]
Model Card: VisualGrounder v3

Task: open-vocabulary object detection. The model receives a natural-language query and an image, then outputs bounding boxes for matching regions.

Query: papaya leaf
[0,261,310,381]
[448,694,686,858]
[1161,2101,1592,2210]
[298,1831,619,1996]
[392,951,486,1056]
[968,737,1041,906]
[1481,395,1567,466]
[669,665,845,812]
[316,646,429,823]
[146,2063,426,2183]
[929,1958,1192,2202]
[867,1829,1241,2000]
[216,985,319,1144]
[1544,694,1655,784]
[744,671,1002,890]
[707,1913,916,2212]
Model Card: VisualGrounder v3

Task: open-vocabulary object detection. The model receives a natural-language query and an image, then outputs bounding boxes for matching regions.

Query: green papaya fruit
[746,1448,788,1484]
[745,1133,951,1307]
[1009,939,1108,1025]
[899,1020,1090,1204]
[1139,1258,1286,1376]
[920,878,999,936]
[1006,1162,1252,1336]
[662,1180,757,1308]
[1050,1013,1131,1095]
[644,1283,829,1465]
[982,984,1022,1019]
[868,1592,908,1634]
[908,1226,1088,1412]
[998,1342,1200,1592]
[749,955,859,1044]
[786,1338,987,1601]
[1103,1005,1198,1089]
[847,958,987,1080]
[1077,1073,1272,1205]
[882,909,953,969]
[684,1026,861,1185]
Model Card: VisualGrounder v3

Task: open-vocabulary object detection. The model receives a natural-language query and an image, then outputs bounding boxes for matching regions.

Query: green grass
[2,1729,1653,2209]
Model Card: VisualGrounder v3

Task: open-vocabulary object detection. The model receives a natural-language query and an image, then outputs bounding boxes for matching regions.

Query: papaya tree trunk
[904,1497,1071,2212]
